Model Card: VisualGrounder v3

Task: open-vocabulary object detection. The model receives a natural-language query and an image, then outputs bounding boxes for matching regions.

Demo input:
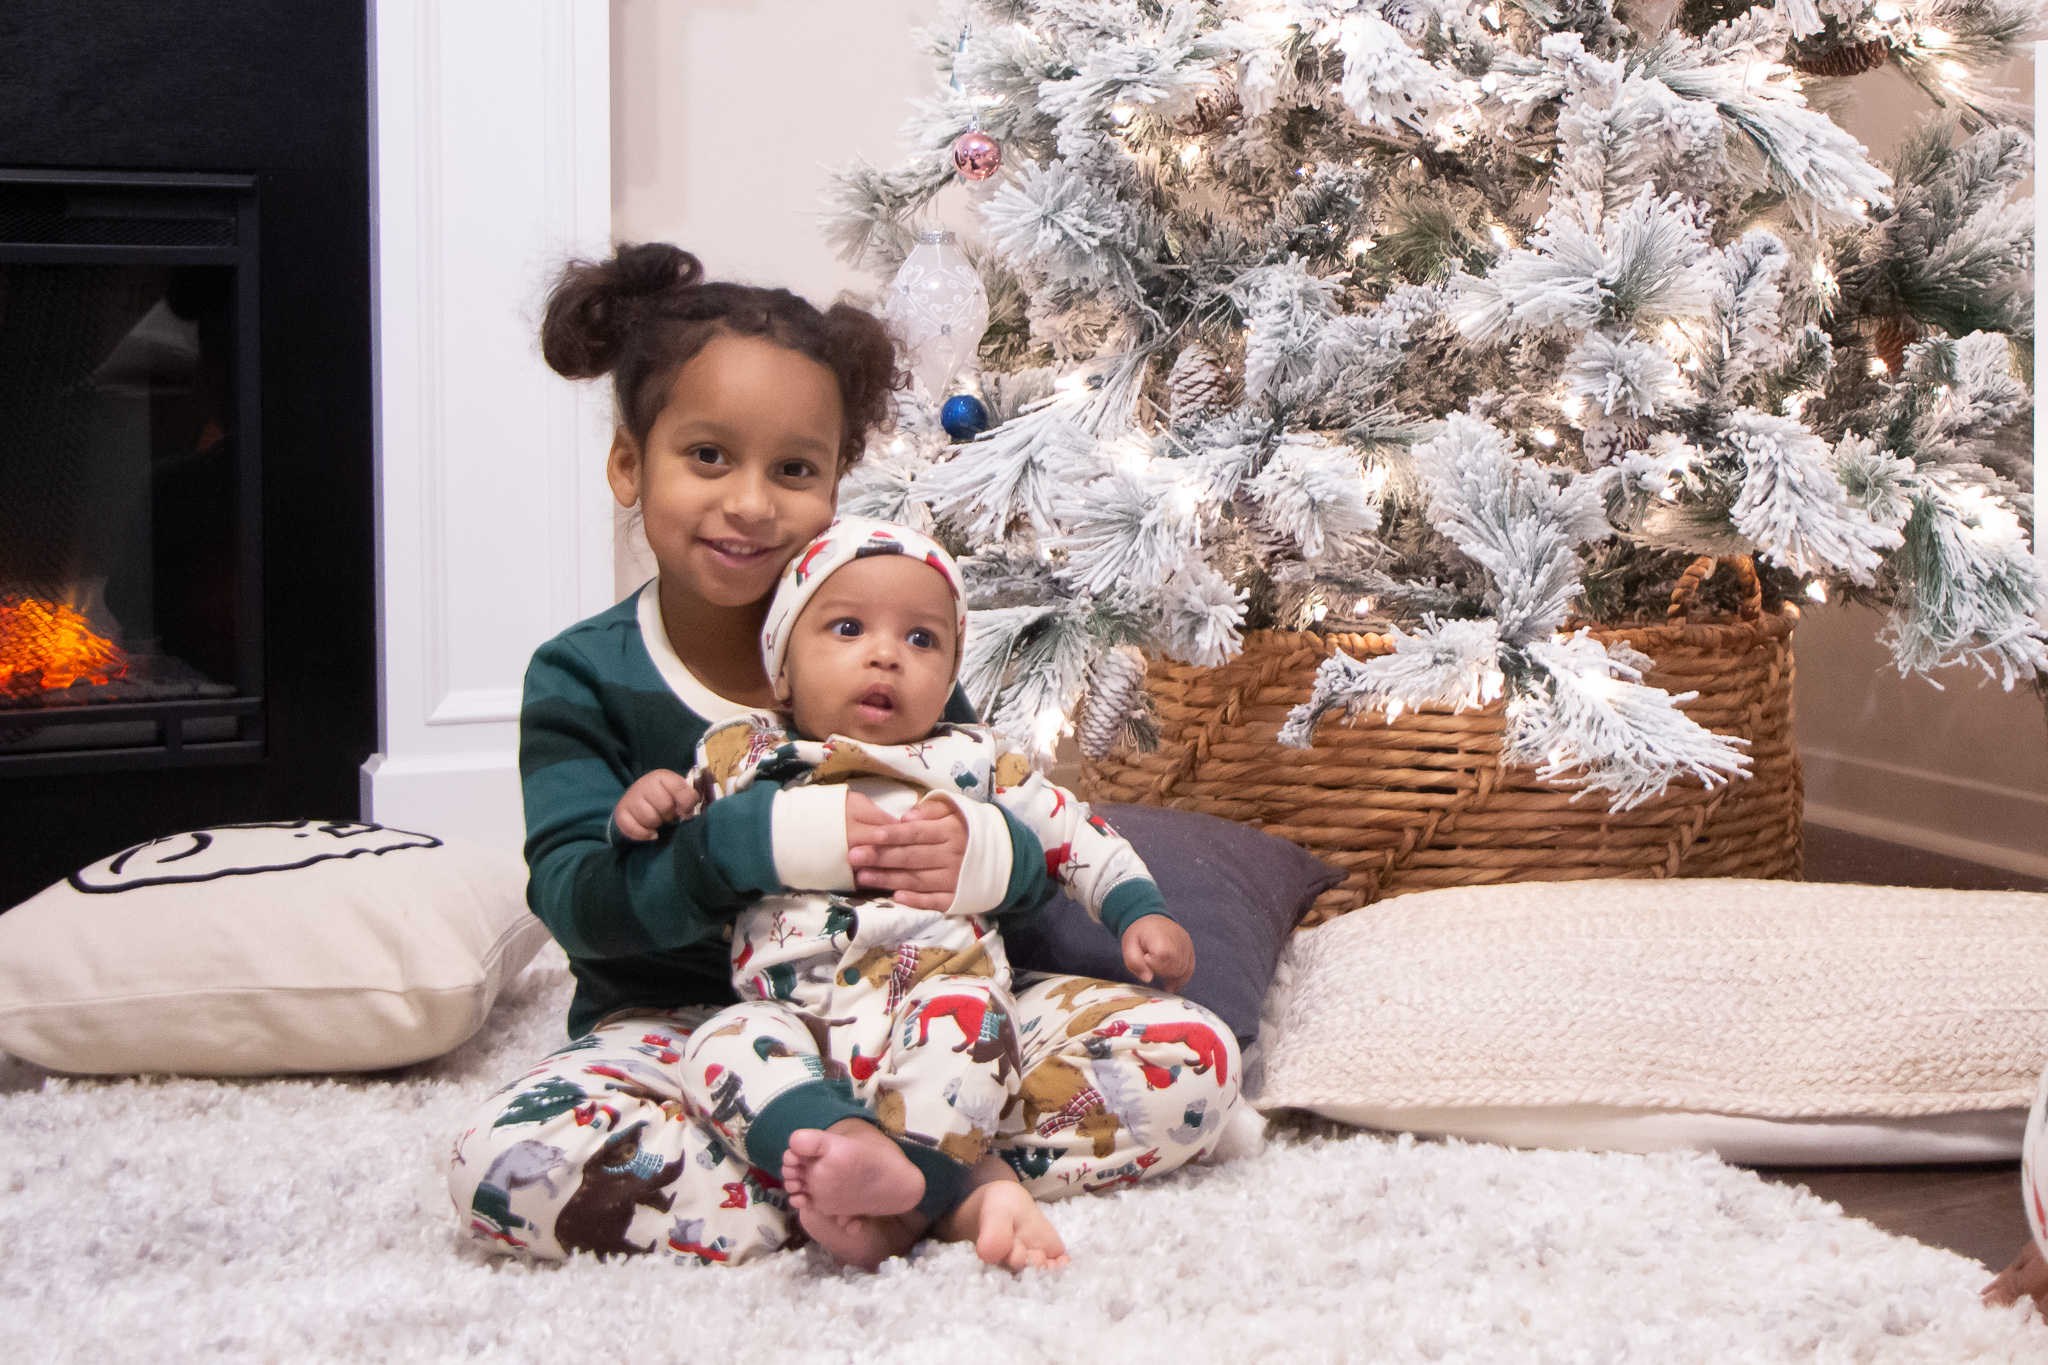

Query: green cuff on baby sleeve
[1099,878,1172,938]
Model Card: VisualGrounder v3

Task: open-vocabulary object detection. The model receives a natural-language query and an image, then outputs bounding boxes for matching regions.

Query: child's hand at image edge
[1122,913,1195,993]
[613,769,701,841]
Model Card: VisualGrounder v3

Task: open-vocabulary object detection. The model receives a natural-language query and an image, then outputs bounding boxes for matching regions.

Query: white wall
[605,9,2047,872]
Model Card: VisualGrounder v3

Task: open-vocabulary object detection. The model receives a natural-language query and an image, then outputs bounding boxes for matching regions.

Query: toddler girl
[447,242,1243,1274]
[612,516,1191,1268]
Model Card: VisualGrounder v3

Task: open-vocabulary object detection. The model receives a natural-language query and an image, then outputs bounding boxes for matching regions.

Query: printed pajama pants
[447,973,1242,1265]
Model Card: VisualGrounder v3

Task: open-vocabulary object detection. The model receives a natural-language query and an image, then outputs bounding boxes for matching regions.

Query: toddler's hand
[846,792,968,912]
[613,769,699,841]
[1121,914,1195,993]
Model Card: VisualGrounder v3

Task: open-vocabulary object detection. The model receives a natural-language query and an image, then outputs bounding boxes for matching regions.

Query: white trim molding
[363,0,613,851]
[1804,749,2048,881]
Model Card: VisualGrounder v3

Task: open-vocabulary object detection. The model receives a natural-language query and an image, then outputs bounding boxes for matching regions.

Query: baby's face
[778,553,959,745]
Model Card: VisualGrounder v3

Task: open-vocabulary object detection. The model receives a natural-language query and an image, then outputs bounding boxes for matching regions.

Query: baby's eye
[906,628,938,650]
[776,458,819,480]
[689,444,724,467]
[830,618,863,639]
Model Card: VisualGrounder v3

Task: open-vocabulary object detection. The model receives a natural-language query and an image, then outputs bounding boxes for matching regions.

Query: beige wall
[1794,56,2047,877]
[607,11,2046,870]
[608,0,944,592]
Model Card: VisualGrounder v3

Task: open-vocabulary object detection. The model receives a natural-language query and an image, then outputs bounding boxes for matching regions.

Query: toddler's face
[777,554,958,745]
[608,332,843,611]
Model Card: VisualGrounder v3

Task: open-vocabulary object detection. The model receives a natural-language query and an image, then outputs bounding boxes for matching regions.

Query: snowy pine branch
[1506,632,1753,811]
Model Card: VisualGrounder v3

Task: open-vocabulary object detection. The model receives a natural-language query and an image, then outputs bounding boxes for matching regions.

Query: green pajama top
[519,584,1058,1038]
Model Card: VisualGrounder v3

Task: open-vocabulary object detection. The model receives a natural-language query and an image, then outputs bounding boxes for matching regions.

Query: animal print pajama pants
[706,894,1024,1218]
[447,973,1241,1266]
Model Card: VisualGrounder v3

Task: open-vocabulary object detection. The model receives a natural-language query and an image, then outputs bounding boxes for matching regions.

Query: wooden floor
[1751,826,2048,1273]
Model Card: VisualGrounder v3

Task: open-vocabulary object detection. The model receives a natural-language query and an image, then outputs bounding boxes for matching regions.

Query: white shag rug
[5,944,2046,1364]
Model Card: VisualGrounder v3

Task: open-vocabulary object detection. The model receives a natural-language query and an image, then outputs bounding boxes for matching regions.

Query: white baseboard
[359,752,525,854]
[1803,800,2048,882]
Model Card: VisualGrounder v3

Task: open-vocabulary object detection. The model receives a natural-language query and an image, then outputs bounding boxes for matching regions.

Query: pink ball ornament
[951,129,1002,182]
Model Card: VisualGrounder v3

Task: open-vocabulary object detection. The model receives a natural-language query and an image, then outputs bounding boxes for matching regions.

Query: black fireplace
[1,170,262,771]
[0,3,376,907]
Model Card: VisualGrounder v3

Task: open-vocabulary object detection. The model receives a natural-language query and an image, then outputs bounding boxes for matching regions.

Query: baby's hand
[1120,914,1195,993]
[613,769,700,841]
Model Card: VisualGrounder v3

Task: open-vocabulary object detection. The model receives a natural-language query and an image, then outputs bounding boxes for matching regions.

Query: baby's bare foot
[782,1120,925,1217]
[944,1178,1069,1271]
[798,1207,924,1272]
[1983,1240,2048,1318]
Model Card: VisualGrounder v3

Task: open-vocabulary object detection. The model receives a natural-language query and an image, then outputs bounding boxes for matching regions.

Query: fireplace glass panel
[0,173,259,770]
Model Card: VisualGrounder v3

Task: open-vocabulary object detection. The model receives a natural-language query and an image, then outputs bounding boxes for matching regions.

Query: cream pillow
[1248,878,2048,1164]
[0,821,549,1076]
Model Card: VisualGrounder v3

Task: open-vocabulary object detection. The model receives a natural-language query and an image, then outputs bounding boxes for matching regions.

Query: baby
[612,516,1194,1269]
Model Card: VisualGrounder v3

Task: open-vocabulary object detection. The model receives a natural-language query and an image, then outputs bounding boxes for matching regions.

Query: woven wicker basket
[1080,555,1802,925]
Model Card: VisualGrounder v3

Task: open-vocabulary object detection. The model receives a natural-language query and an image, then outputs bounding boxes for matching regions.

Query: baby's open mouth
[855,688,896,719]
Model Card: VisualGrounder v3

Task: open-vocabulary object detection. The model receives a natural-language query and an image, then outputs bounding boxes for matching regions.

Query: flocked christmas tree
[827,0,2044,809]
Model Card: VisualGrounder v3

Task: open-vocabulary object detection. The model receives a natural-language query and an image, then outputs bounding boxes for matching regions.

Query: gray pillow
[1005,804,1344,1045]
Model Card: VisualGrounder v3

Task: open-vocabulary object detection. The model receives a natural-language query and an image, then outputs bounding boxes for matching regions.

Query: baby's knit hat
[761,515,968,693]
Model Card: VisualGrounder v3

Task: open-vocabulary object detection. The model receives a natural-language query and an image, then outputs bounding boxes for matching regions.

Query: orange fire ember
[0,592,130,699]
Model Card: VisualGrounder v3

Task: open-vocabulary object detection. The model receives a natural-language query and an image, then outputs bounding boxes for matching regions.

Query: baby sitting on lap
[611,516,1194,1270]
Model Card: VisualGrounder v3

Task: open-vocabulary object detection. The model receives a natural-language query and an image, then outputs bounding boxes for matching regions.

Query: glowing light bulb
[1557,392,1586,422]
[1180,142,1201,168]
[1873,1,1901,18]
[1659,484,1680,502]
[1033,706,1067,752]
[1868,356,1890,377]
[1355,597,1376,614]
[1805,581,1828,603]
[1110,104,1136,126]
[1311,603,1329,622]
[1938,60,1968,85]
[1919,25,1951,46]
[1482,3,1502,25]
[1488,223,1511,248]
[1531,427,1558,447]
[1408,157,1423,170]
[1349,237,1376,256]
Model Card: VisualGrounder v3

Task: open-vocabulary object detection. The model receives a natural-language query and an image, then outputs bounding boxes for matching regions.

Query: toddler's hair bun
[540,242,705,380]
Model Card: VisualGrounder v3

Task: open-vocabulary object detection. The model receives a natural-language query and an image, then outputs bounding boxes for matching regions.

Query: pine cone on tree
[1789,37,1890,77]
[1168,343,1235,425]
[1077,645,1148,759]
[1170,68,1240,136]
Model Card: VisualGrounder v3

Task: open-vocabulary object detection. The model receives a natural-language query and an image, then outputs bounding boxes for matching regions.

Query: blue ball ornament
[940,393,991,441]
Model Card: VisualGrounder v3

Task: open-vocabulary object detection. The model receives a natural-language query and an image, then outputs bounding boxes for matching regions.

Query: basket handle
[1668,554,1762,623]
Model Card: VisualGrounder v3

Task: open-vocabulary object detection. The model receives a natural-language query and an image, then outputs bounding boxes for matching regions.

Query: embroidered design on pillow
[69,820,443,893]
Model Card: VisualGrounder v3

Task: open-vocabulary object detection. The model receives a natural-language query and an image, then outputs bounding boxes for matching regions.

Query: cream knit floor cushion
[1246,879,2048,1164]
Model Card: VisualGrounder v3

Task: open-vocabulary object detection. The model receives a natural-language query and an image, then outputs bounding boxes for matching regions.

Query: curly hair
[540,242,899,470]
